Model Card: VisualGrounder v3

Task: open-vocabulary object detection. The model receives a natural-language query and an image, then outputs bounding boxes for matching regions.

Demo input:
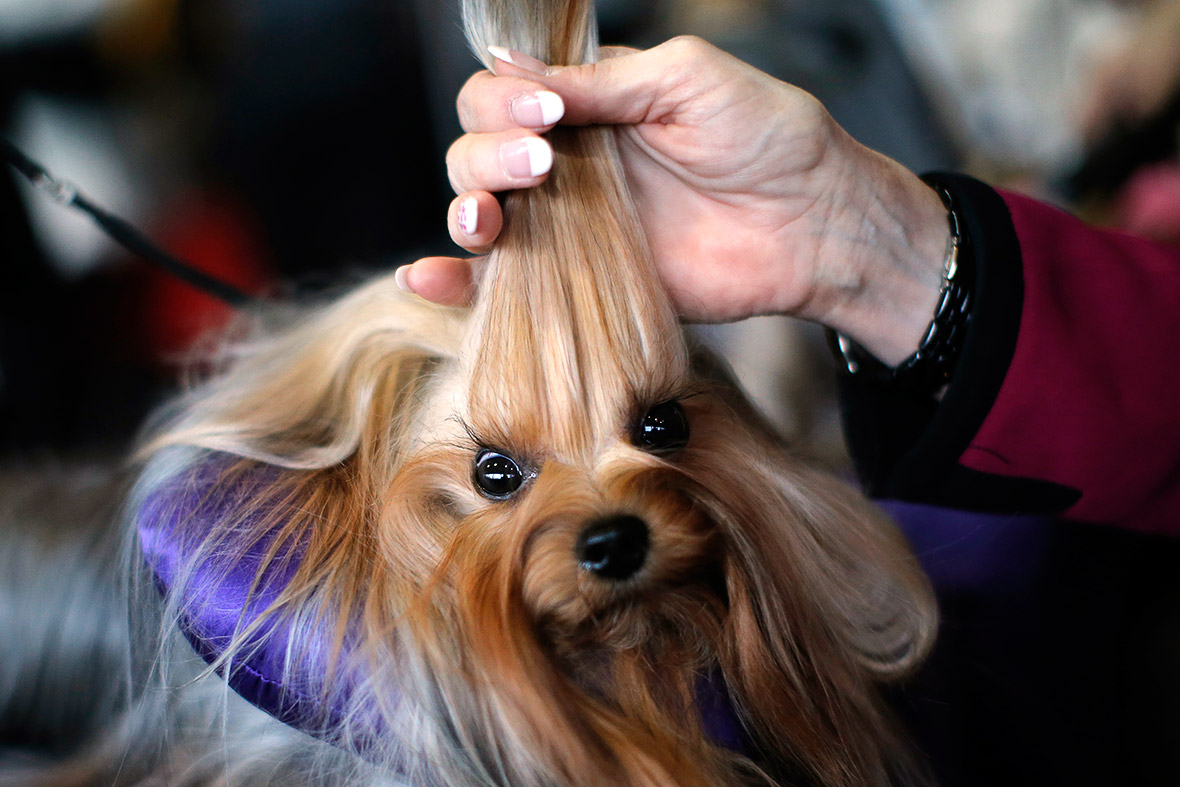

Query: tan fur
[6,0,937,784]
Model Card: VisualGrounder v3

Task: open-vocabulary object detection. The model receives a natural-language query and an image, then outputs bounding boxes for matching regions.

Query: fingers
[446,41,687,195]
[447,192,503,253]
[448,37,735,197]
[397,191,498,308]
[457,71,565,133]
[446,129,553,194]
[455,46,637,135]
[450,69,564,195]
[397,256,480,308]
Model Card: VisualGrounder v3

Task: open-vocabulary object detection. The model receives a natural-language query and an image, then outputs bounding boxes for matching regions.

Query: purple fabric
[137,459,350,733]
[881,500,1052,593]
[136,456,748,755]
[696,669,747,752]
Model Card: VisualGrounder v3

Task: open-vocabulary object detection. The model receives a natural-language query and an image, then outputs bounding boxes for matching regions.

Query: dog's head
[137,138,933,786]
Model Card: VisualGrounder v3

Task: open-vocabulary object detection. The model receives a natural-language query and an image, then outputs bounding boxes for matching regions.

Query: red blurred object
[1115,161,1180,246]
[139,189,274,359]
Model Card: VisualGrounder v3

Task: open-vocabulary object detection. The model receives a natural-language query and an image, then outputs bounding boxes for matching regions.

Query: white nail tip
[488,46,513,64]
[525,138,553,177]
[537,91,565,126]
[459,197,479,235]
[395,265,413,293]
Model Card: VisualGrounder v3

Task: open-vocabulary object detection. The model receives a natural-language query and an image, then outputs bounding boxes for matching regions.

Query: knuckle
[456,95,476,132]
[444,139,469,192]
[456,71,493,130]
[664,35,713,61]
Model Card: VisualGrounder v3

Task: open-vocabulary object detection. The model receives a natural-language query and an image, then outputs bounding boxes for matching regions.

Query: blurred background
[2,0,1179,783]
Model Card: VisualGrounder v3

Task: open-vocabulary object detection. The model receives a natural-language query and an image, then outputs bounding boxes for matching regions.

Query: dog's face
[452,394,719,649]
[393,366,722,645]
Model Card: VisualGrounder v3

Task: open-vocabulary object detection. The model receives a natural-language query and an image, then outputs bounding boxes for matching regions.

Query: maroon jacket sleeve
[837,173,1180,536]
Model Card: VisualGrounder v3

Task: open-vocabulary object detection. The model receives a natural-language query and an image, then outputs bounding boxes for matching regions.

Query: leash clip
[32,171,79,206]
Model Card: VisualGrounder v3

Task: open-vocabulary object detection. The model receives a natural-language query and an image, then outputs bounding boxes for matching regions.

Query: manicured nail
[395,264,414,293]
[458,196,479,235]
[511,90,564,127]
[501,137,552,178]
[487,45,549,75]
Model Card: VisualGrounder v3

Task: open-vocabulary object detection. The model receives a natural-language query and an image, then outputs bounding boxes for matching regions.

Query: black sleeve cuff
[836,173,1080,513]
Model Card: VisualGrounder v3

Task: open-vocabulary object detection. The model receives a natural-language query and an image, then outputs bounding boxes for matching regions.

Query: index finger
[457,70,566,134]
[486,38,725,126]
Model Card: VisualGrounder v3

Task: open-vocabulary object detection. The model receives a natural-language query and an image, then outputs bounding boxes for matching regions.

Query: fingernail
[395,264,414,293]
[488,46,549,75]
[458,196,479,235]
[511,90,565,127]
[501,137,552,178]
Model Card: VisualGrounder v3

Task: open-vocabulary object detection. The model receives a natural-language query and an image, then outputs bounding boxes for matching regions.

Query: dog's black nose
[576,515,649,581]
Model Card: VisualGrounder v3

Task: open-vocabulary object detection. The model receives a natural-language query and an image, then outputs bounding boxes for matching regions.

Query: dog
[0,0,935,784]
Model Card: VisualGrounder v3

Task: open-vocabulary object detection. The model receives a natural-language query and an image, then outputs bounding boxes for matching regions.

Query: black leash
[2,138,255,307]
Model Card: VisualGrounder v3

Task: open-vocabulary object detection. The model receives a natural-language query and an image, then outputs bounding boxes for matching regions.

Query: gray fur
[0,461,395,786]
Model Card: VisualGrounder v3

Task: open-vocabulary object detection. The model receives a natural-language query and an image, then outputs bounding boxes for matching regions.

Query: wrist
[807,142,949,365]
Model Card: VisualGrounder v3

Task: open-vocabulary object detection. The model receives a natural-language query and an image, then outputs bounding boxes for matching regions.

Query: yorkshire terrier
[0,0,935,784]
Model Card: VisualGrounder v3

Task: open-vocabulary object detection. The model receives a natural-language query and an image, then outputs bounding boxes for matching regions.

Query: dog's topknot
[458,0,687,458]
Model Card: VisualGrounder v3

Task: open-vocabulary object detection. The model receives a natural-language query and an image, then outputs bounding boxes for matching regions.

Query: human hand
[404,37,948,364]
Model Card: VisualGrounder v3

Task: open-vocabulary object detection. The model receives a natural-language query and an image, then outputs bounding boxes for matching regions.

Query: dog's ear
[736,456,936,675]
[688,342,935,683]
[728,467,936,780]
[677,398,934,786]
[130,275,473,750]
[142,274,466,470]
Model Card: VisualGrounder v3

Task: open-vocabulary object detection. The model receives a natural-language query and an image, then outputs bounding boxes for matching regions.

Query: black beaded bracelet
[828,182,974,394]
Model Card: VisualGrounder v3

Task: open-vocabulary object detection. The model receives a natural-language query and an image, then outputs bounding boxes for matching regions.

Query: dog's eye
[634,400,689,454]
[473,450,525,499]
